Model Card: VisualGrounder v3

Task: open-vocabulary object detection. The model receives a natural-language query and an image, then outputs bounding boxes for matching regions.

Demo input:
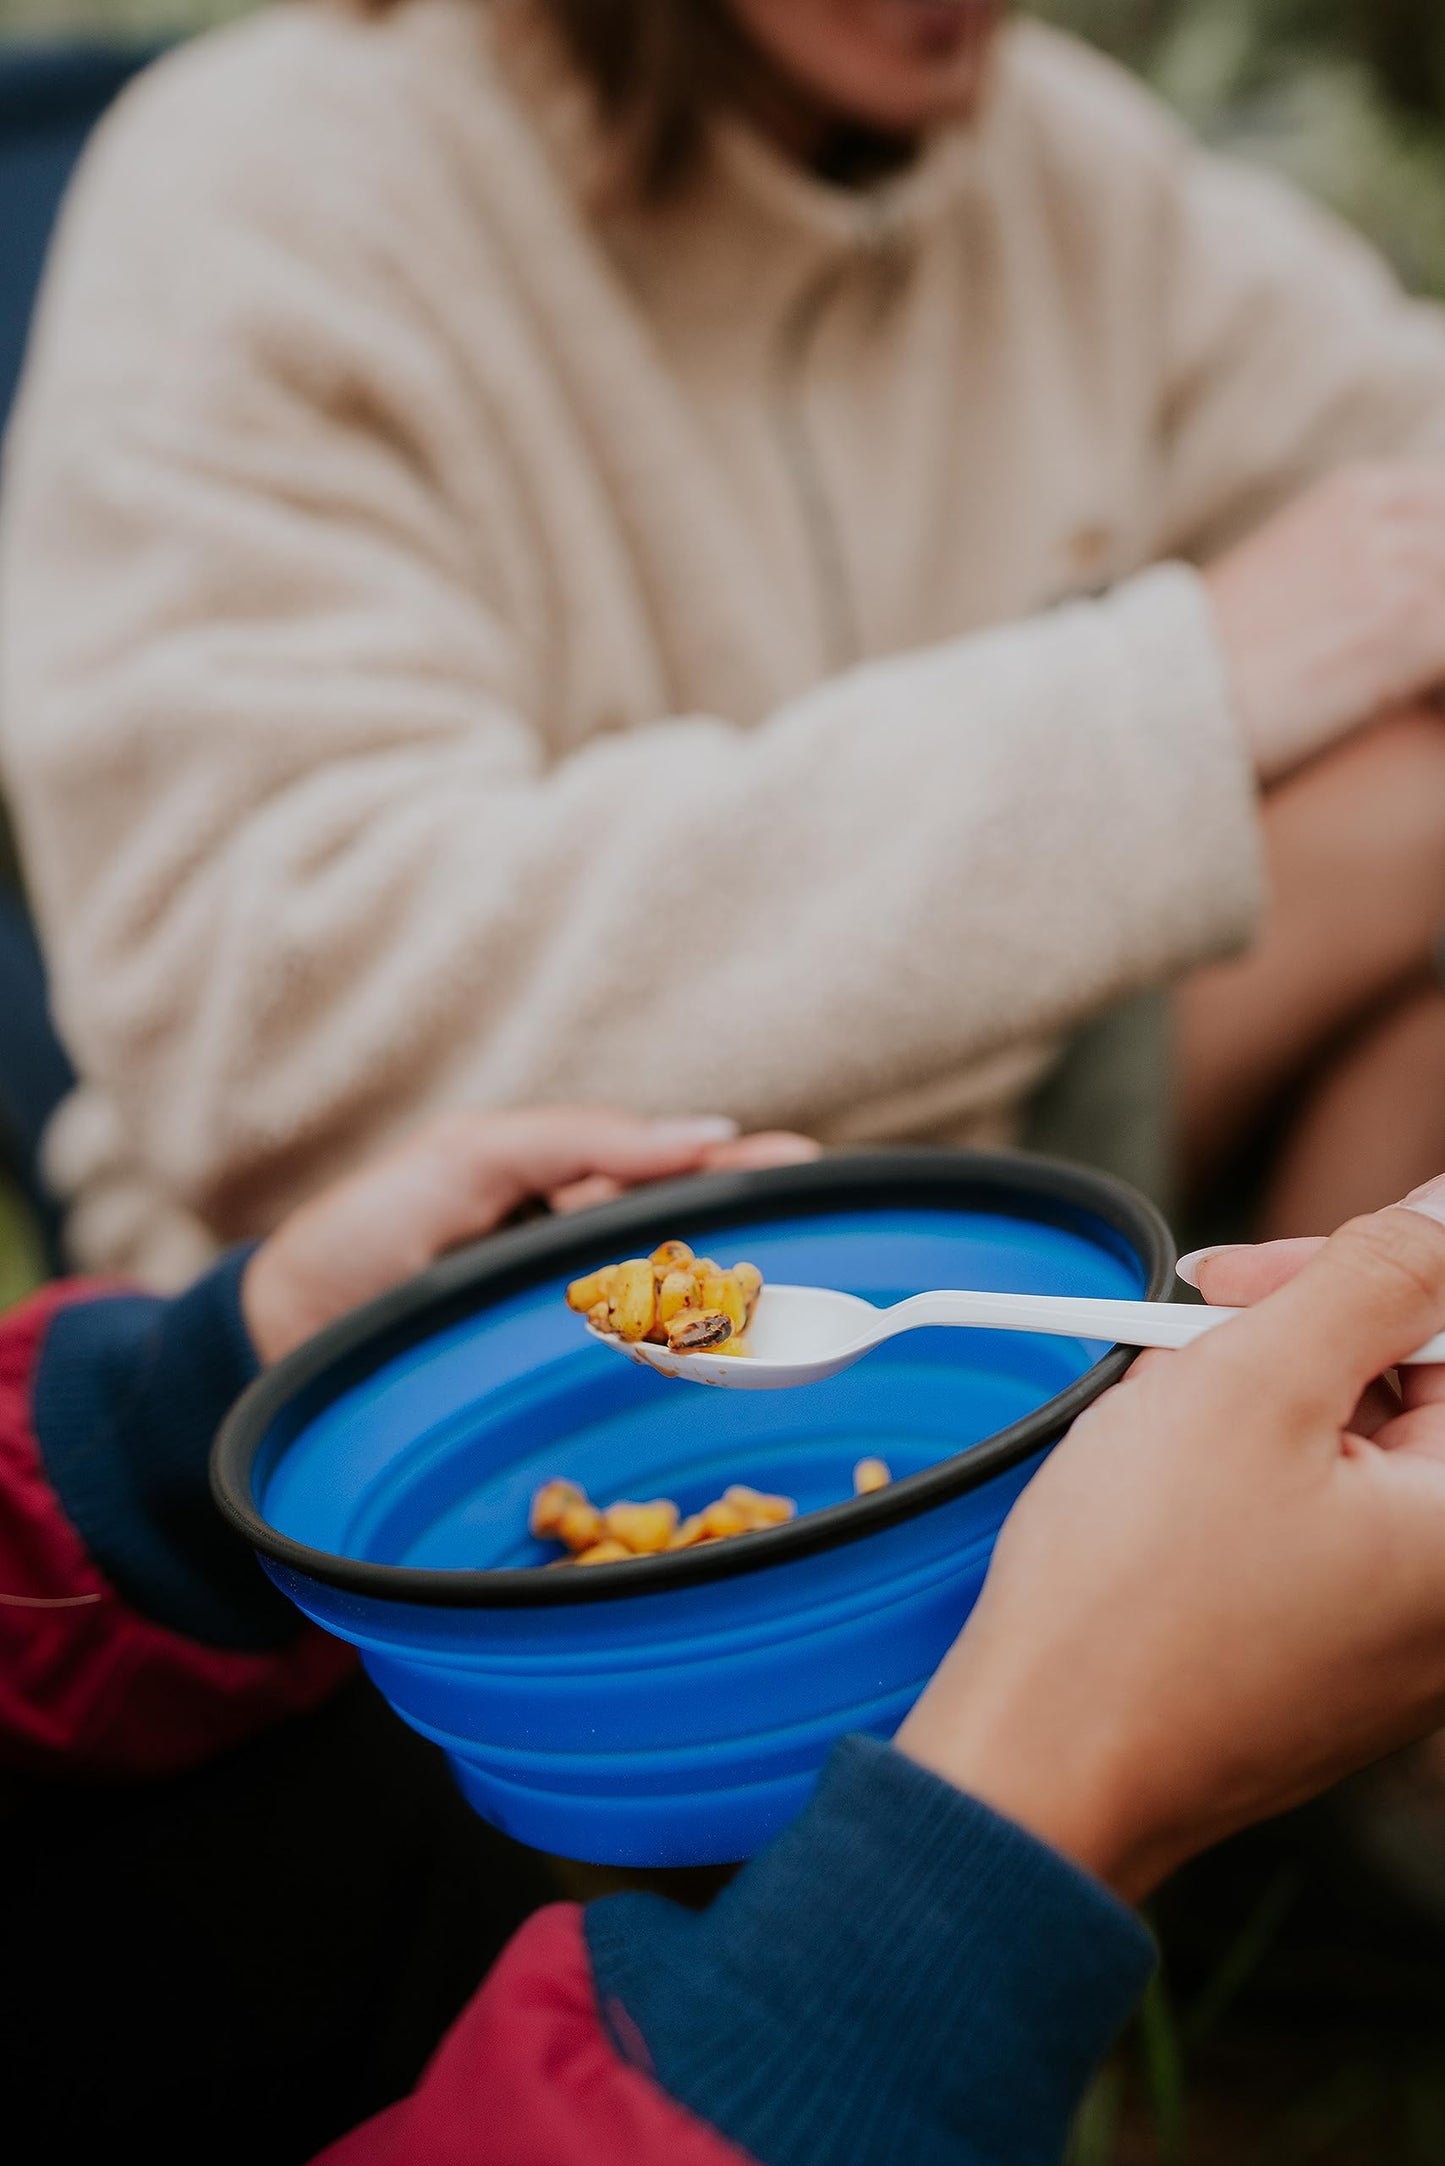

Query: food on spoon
[565,1241,763,1355]
[697,1269,747,1338]
[565,1266,616,1314]
[607,1258,658,1342]
[664,1307,734,1352]
[656,1269,696,1327]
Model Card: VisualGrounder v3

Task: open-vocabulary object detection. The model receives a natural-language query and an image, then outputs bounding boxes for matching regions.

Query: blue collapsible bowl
[212,1150,1172,1866]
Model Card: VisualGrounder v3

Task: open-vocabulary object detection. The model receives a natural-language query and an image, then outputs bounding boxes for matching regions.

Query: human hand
[1204,461,1445,781]
[242,1107,818,1363]
[547,1127,819,1215]
[896,1177,1445,1904]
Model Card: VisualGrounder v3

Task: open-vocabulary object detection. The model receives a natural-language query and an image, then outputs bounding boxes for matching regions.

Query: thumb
[1207,1201,1445,1428]
[1188,1237,1324,1309]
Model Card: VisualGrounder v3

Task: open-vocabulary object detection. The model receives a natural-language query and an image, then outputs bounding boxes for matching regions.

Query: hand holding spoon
[589,1284,1445,1391]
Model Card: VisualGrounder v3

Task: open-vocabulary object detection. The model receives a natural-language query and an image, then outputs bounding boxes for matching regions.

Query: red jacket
[1,1273,1152,2166]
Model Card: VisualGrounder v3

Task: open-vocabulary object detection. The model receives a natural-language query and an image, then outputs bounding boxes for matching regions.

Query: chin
[727,0,1006,143]
[844,64,993,134]
[733,0,1005,137]
[863,0,1002,117]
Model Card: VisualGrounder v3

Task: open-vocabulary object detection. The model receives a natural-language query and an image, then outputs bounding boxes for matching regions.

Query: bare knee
[1261,981,1445,1237]
[1177,708,1445,1182]
[1262,707,1445,989]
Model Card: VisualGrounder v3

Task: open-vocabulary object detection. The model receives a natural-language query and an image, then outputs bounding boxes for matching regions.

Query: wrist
[1201,560,1362,784]
[895,1680,1170,1907]
[240,1243,287,1367]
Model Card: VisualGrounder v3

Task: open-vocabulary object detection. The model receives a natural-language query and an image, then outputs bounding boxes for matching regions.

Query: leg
[1177,708,1445,1226]
[1258,981,1445,1236]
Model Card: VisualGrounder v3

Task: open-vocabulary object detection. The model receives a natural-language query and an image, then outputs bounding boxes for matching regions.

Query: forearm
[0,1268,352,1778]
[318,1739,1153,2166]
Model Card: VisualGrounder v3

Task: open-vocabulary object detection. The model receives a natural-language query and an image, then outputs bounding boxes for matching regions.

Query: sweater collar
[705,107,985,258]
[494,0,992,263]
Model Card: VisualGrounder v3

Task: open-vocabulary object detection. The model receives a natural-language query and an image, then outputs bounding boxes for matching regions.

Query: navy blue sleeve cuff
[586,1735,1154,2166]
[34,1248,298,1648]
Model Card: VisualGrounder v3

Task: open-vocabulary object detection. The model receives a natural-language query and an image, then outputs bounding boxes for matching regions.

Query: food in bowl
[531,1475,797,1564]
[529,1457,893,1568]
[566,1241,763,1356]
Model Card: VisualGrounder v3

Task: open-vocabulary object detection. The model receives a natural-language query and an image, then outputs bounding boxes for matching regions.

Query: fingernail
[1404,1173,1445,1229]
[648,1115,740,1147]
[1176,1245,1233,1289]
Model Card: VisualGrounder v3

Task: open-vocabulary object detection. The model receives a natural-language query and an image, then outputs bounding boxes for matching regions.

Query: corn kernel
[854,1457,892,1496]
[733,1261,763,1317]
[556,1499,606,1552]
[650,1239,695,1275]
[574,1539,632,1566]
[723,1484,796,1528]
[699,1495,751,1539]
[603,1500,680,1554]
[699,1271,748,1338]
[607,1259,657,1342]
[530,1477,586,1539]
[657,1268,698,1327]
[566,1266,616,1315]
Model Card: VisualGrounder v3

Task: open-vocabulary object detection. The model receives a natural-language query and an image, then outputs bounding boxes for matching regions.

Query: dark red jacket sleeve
[312,1905,754,2166]
[0,1282,352,1778]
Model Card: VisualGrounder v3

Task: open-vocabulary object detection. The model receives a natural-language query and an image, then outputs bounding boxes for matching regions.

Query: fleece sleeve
[1157,143,1445,568]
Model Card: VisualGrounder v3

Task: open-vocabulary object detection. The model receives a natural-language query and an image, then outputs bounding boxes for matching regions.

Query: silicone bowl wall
[214,1152,1172,1866]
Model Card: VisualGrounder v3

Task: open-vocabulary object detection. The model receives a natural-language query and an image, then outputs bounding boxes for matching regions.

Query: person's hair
[536,0,747,196]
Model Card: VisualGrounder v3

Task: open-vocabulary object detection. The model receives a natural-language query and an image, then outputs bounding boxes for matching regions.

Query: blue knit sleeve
[586,1734,1154,2166]
[32,1247,297,1647]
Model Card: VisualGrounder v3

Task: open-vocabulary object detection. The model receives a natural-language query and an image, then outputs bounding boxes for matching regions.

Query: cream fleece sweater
[6,0,1445,1279]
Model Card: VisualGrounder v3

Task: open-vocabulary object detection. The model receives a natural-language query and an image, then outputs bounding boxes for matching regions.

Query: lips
[872,0,1000,60]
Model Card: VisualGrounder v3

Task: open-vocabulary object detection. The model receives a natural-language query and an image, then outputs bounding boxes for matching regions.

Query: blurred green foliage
[0,0,243,38]
[4,0,1445,292]
[1037,0,1445,295]
[0,1172,44,1311]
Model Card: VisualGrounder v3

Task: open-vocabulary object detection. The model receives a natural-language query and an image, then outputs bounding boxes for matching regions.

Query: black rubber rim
[212,1149,1173,1608]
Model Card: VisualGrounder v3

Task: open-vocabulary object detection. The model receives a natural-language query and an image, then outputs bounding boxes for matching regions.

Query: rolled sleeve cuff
[586,1734,1155,2166]
[33,1245,296,1647]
